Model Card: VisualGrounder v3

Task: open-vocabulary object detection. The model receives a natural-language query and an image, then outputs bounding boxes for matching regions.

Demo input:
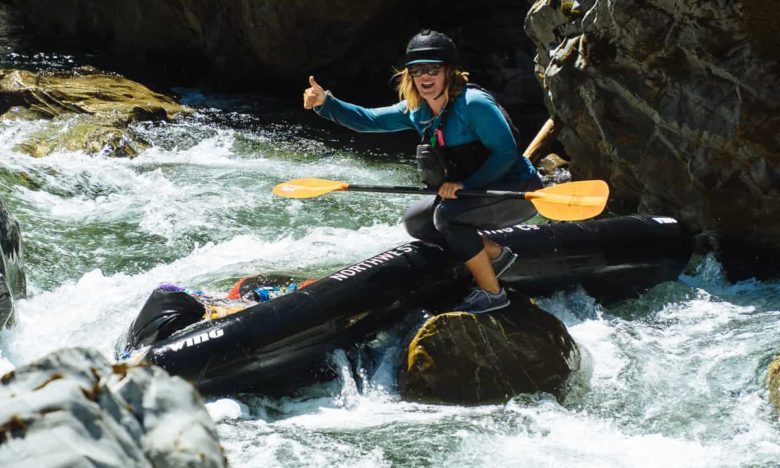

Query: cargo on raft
[117,215,692,394]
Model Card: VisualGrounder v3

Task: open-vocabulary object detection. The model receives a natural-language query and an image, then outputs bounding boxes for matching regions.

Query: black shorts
[403,174,544,261]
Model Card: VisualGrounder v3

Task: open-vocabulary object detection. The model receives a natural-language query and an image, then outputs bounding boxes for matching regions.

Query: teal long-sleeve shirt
[313,86,536,189]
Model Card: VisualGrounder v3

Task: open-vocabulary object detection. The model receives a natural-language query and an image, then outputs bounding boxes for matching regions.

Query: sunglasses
[408,64,444,77]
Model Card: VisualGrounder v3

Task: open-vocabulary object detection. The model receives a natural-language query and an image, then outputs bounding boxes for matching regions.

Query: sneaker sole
[465,299,511,315]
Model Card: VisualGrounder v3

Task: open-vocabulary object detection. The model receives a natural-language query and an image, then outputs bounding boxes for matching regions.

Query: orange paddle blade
[526,180,609,221]
[272,178,349,199]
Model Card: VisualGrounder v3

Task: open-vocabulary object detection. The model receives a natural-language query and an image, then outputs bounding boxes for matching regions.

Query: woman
[303,30,543,314]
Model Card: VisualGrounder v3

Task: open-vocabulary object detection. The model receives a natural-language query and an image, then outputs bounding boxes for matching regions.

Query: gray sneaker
[455,288,510,314]
[491,246,518,278]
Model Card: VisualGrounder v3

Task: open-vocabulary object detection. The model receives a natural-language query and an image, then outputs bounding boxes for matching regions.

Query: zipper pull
[435,128,445,147]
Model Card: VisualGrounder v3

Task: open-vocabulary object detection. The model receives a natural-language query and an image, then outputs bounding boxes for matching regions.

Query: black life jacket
[416,84,523,187]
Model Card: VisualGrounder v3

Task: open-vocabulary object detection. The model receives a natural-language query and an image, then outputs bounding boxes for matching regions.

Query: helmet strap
[433,70,448,100]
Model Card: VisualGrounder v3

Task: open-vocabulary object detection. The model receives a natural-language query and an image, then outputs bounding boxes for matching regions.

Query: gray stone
[525,0,780,278]
[0,348,225,468]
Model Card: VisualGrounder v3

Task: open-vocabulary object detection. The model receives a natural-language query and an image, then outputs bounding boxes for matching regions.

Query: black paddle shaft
[348,184,528,199]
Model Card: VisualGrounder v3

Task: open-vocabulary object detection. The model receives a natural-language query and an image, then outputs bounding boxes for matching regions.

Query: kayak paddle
[273,178,609,221]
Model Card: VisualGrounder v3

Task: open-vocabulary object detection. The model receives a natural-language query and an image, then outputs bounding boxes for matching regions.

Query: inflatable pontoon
[118,215,691,394]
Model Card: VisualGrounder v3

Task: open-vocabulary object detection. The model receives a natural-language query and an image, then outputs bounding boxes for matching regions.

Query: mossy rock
[538,153,570,175]
[0,68,186,157]
[15,116,147,158]
[768,355,780,412]
[399,291,581,404]
[0,68,190,121]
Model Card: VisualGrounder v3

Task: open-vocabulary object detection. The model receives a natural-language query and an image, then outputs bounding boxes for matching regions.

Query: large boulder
[0,197,25,329]
[399,292,581,404]
[525,0,780,279]
[0,347,225,467]
[0,68,189,120]
[0,68,191,157]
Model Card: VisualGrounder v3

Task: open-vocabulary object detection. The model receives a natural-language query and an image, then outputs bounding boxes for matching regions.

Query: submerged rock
[0,347,225,467]
[0,68,191,157]
[525,0,780,279]
[399,292,581,404]
[0,197,25,329]
[16,116,144,158]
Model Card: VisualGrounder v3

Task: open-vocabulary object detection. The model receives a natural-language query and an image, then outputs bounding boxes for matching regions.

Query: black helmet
[405,29,458,66]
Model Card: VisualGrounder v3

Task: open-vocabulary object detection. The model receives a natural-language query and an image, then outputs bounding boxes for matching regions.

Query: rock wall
[525,0,780,278]
[0,0,547,142]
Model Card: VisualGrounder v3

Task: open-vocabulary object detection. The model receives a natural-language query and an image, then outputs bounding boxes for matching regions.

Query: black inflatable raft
[119,215,691,394]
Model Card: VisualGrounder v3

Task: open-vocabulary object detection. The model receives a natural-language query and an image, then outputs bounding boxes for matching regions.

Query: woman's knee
[404,216,427,239]
[404,197,439,240]
[404,210,435,241]
[432,204,453,233]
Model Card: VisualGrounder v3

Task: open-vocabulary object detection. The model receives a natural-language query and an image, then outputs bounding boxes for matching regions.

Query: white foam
[0,353,15,376]
[2,223,410,367]
[440,401,719,468]
[3,96,779,468]
[205,398,250,422]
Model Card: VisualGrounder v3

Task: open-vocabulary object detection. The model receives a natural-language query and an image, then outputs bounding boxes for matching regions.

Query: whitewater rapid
[0,96,778,467]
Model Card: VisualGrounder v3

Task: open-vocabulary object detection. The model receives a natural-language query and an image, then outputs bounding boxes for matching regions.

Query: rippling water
[0,59,778,467]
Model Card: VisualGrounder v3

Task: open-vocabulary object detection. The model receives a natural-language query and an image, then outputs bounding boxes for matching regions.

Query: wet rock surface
[0,68,191,157]
[525,0,780,279]
[0,347,225,467]
[400,292,581,404]
[769,355,780,413]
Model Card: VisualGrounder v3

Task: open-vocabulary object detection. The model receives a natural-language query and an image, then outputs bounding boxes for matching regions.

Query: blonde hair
[393,66,470,112]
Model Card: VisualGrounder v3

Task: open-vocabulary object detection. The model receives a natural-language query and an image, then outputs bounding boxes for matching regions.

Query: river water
[0,55,779,467]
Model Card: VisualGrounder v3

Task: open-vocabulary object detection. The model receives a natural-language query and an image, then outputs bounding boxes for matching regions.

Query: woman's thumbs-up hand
[303,75,326,109]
